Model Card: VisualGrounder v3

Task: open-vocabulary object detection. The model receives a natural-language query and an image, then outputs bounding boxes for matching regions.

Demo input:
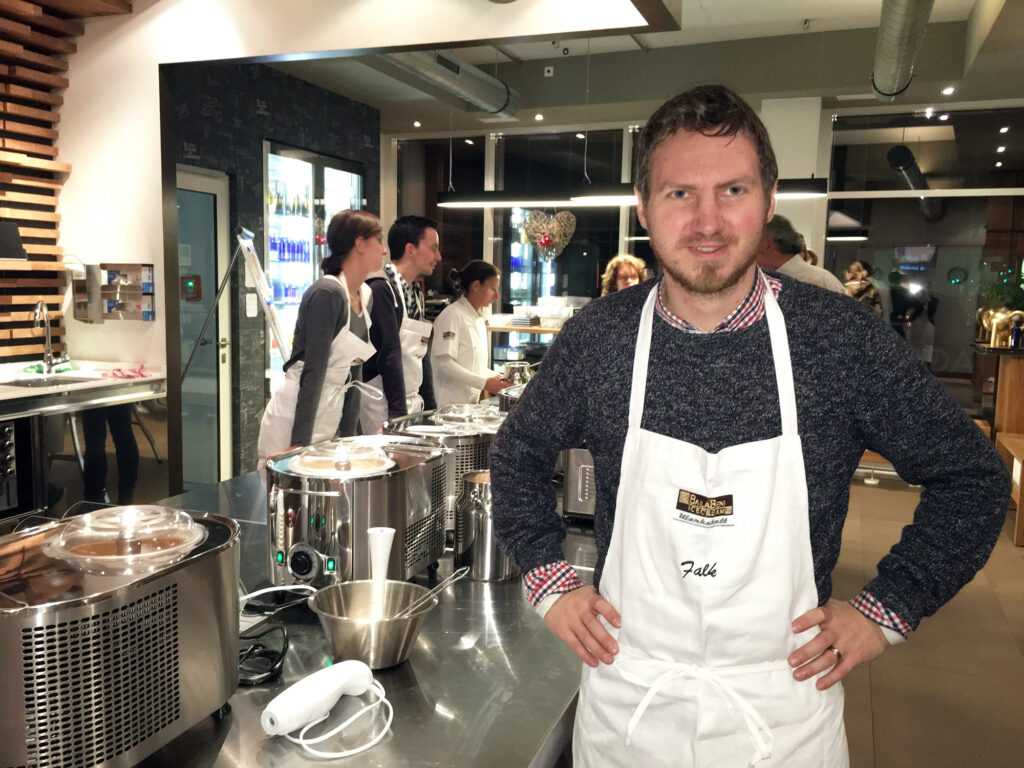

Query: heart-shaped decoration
[524,210,577,261]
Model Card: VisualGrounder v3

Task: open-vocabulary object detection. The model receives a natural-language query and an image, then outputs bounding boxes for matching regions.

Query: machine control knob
[1,439,13,451]
[0,424,13,438]
[287,544,320,581]
[3,466,14,477]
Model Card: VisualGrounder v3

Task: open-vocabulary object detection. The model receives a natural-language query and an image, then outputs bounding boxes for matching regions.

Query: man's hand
[788,599,888,690]
[545,586,621,667]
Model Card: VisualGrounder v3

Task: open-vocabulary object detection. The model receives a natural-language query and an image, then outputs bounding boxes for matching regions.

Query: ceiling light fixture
[437,178,827,209]
[941,86,955,95]
[534,113,544,121]
[576,133,585,139]
[996,161,1003,168]
[997,146,1006,153]
[413,121,422,128]
[1000,126,1009,133]
[938,114,949,121]
[826,234,869,242]
[924,107,934,118]
[464,139,474,145]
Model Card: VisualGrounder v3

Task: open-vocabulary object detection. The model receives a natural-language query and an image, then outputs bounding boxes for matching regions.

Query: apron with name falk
[361,272,433,432]
[257,275,379,464]
[573,277,848,768]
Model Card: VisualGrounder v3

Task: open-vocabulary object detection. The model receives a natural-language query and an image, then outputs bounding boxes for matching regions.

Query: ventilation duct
[887,144,945,221]
[871,0,936,101]
[384,51,520,119]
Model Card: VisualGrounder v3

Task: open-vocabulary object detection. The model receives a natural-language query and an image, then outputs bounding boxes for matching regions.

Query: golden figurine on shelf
[979,307,1024,348]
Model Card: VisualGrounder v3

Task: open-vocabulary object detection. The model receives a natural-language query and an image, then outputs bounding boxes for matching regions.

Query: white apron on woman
[360,272,433,432]
[430,296,494,407]
[257,276,377,466]
[573,277,848,768]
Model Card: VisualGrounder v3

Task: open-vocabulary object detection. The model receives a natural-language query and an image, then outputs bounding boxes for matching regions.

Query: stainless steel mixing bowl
[308,579,438,669]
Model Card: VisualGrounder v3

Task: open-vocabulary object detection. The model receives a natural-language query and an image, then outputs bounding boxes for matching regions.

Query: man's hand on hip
[545,586,621,667]
[788,599,888,690]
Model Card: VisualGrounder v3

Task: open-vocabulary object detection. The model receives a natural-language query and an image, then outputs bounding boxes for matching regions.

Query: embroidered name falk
[675,489,734,528]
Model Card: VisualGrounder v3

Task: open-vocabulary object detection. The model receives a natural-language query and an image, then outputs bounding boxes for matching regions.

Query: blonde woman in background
[600,254,647,296]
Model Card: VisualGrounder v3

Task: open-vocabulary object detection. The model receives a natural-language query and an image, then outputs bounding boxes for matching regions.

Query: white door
[176,166,233,483]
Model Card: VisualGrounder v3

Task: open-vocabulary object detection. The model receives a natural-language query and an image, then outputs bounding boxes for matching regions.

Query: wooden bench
[994,432,1024,546]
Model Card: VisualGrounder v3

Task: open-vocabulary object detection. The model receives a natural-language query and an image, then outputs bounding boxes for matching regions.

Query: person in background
[360,215,441,433]
[601,254,648,296]
[490,84,1007,766]
[756,214,846,294]
[82,404,139,504]
[257,210,384,467]
[802,248,819,266]
[430,260,512,407]
[843,260,883,316]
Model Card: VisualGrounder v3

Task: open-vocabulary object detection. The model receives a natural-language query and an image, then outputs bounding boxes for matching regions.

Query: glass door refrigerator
[263,142,365,393]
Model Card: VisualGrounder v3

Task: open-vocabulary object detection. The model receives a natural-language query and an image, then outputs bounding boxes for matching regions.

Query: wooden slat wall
[0,0,131,363]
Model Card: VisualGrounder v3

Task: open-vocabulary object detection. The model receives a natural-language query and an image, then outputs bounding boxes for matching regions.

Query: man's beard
[652,227,764,297]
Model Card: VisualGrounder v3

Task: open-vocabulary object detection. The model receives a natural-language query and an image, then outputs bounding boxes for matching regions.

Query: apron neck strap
[628,273,799,436]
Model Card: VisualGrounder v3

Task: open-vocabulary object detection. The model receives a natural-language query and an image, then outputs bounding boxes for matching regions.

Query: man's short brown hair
[634,84,778,203]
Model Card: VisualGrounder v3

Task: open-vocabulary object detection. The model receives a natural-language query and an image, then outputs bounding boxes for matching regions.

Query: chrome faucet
[33,300,66,373]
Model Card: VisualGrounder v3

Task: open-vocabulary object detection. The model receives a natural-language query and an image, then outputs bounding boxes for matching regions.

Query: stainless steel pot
[454,470,519,581]
[502,361,533,385]
[498,381,528,412]
[0,507,240,768]
[265,435,451,587]
[385,411,503,534]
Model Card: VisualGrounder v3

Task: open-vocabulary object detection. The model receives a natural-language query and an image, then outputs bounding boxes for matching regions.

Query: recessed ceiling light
[997,146,1006,153]
[464,139,474,145]
[996,161,1003,167]
[534,113,544,121]
[924,107,934,118]
[938,114,949,121]
[1000,126,1009,133]
[941,86,955,96]
[575,133,585,139]
[413,121,421,128]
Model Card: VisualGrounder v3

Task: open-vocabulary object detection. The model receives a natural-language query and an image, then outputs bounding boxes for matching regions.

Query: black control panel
[1,420,33,517]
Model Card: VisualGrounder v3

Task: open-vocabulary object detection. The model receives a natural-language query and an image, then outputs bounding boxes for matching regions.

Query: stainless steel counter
[140,474,587,768]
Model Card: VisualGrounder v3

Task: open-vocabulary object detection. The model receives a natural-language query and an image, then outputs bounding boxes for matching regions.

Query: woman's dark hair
[322,210,382,276]
[449,260,500,295]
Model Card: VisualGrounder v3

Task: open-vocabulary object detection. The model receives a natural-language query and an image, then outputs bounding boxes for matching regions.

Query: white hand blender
[367,526,395,619]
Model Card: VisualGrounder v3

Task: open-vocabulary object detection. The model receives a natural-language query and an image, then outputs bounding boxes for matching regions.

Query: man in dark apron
[491,85,1008,767]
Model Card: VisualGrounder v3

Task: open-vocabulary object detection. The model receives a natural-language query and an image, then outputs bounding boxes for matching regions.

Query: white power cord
[239,584,317,603]
[284,679,393,759]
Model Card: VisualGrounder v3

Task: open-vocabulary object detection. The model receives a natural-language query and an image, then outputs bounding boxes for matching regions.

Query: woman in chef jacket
[431,260,512,407]
[257,210,385,467]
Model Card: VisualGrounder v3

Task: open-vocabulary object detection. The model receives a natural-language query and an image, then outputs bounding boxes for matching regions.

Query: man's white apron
[573,277,848,768]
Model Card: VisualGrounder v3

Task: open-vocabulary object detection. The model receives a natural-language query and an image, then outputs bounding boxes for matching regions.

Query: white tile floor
[839,479,1024,767]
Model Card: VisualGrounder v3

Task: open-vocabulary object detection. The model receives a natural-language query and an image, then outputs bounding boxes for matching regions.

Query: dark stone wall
[163,62,380,474]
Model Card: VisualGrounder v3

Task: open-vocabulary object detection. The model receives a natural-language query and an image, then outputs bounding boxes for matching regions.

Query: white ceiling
[269,0,1022,134]
[452,0,976,63]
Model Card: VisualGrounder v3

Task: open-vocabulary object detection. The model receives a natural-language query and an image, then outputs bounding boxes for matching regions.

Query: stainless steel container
[266,435,451,587]
[498,381,528,412]
[308,580,437,669]
[501,361,533,385]
[0,508,240,768]
[563,447,596,518]
[385,409,503,533]
[454,470,519,582]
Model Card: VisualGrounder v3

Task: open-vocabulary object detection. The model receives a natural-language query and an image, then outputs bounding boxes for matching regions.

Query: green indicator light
[326,558,336,572]
[321,516,326,527]
[187,280,194,288]
[276,551,284,564]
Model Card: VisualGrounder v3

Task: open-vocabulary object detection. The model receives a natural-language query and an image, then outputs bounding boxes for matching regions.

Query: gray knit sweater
[490,274,1009,631]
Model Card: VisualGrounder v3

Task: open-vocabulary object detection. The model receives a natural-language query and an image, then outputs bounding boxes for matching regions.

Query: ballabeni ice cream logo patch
[675,490,734,528]
[443,331,456,340]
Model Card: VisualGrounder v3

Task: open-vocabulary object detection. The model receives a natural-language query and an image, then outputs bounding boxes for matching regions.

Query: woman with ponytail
[430,260,512,406]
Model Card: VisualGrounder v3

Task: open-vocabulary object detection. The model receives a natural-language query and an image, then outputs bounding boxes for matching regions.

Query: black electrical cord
[242,590,310,617]
[237,623,289,686]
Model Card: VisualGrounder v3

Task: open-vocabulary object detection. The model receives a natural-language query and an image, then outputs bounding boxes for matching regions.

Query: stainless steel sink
[0,376,98,388]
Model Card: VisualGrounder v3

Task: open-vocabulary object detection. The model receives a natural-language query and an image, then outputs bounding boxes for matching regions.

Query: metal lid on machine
[46,505,207,575]
[430,404,504,430]
[286,439,396,477]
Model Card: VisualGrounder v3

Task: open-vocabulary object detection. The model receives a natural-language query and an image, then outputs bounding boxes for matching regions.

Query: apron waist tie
[624,664,774,767]
[343,380,384,401]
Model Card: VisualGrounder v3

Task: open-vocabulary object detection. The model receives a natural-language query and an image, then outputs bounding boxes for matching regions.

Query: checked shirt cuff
[524,560,583,618]
[850,589,910,644]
